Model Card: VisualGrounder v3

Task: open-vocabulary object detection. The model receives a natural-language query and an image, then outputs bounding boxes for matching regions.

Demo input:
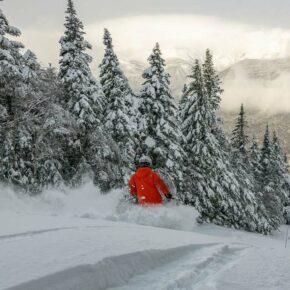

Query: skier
[128,156,173,205]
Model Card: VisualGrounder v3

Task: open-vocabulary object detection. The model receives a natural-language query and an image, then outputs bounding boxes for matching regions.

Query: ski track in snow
[111,244,247,290]
[0,225,122,242]
[0,227,76,241]
[5,243,247,290]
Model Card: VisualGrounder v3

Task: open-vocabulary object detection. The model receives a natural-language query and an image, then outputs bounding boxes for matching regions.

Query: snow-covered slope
[1,183,290,290]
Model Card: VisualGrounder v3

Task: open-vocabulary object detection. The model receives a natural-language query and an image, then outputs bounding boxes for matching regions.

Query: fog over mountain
[121,57,290,112]
[121,57,290,153]
[221,58,290,112]
[220,58,290,154]
[120,58,192,97]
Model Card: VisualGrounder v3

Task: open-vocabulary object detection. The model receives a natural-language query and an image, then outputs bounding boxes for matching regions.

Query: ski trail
[112,244,247,290]
[0,227,76,241]
[0,225,131,242]
[5,244,220,290]
[5,243,247,290]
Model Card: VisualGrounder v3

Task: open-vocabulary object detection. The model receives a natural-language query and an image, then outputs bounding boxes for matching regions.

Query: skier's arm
[153,172,170,197]
[128,176,137,195]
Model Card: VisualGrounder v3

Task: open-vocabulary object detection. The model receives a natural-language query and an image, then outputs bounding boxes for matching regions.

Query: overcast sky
[3,0,290,68]
[4,0,290,29]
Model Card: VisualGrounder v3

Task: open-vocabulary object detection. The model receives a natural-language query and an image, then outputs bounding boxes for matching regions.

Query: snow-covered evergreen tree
[202,49,226,149]
[59,0,104,129]
[248,137,270,223]
[272,132,290,211]
[40,64,64,104]
[29,63,65,191]
[249,137,262,186]
[230,104,255,206]
[180,59,270,233]
[0,4,24,117]
[22,50,40,95]
[202,52,271,232]
[100,29,132,105]
[202,49,223,112]
[259,126,283,229]
[86,130,123,191]
[178,84,189,127]
[231,104,249,156]
[58,1,123,190]
[230,104,252,188]
[0,4,36,192]
[99,28,137,170]
[138,43,185,197]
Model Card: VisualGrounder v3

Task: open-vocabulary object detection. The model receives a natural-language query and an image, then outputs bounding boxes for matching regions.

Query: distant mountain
[121,56,290,96]
[119,60,145,93]
[120,58,191,97]
[220,58,290,154]
[221,57,290,81]
[120,57,290,154]
[222,110,290,155]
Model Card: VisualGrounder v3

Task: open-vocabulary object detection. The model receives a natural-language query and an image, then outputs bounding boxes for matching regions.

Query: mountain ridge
[120,56,290,153]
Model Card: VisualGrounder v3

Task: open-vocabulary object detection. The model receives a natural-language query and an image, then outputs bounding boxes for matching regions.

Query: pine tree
[283,154,290,223]
[59,0,104,130]
[202,49,223,112]
[99,28,137,170]
[86,130,124,191]
[231,104,249,155]
[259,126,282,229]
[59,0,103,187]
[180,59,234,224]
[40,64,64,104]
[178,84,188,126]
[272,132,290,210]
[0,4,36,192]
[180,59,270,233]
[202,49,226,149]
[179,60,208,204]
[202,51,271,232]
[249,137,262,186]
[22,50,40,94]
[57,1,125,190]
[230,105,258,221]
[28,62,65,191]
[138,43,185,197]
[248,137,269,220]
[0,4,24,117]
[100,28,132,105]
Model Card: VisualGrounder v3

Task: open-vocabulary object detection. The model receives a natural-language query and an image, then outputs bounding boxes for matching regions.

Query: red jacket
[128,167,170,205]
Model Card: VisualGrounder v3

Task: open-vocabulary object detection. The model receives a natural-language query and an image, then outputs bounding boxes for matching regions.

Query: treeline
[0,0,289,234]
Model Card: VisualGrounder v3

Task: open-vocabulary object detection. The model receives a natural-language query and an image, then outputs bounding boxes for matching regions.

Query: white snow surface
[1,182,290,290]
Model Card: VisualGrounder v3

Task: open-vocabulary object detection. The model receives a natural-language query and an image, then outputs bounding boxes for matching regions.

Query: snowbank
[0,182,198,231]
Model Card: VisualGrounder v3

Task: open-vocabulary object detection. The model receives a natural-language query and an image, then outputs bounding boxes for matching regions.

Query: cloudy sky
[3,0,290,69]
[3,0,290,112]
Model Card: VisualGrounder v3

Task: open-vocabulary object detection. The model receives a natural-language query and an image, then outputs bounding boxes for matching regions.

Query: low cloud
[19,14,290,67]
[222,68,290,113]
[86,14,290,69]
[16,14,290,113]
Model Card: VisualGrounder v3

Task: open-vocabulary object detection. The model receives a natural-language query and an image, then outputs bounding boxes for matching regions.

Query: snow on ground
[1,183,290,290]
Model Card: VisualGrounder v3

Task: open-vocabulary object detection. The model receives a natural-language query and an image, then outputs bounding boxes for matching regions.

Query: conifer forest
[1,0,290,235]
